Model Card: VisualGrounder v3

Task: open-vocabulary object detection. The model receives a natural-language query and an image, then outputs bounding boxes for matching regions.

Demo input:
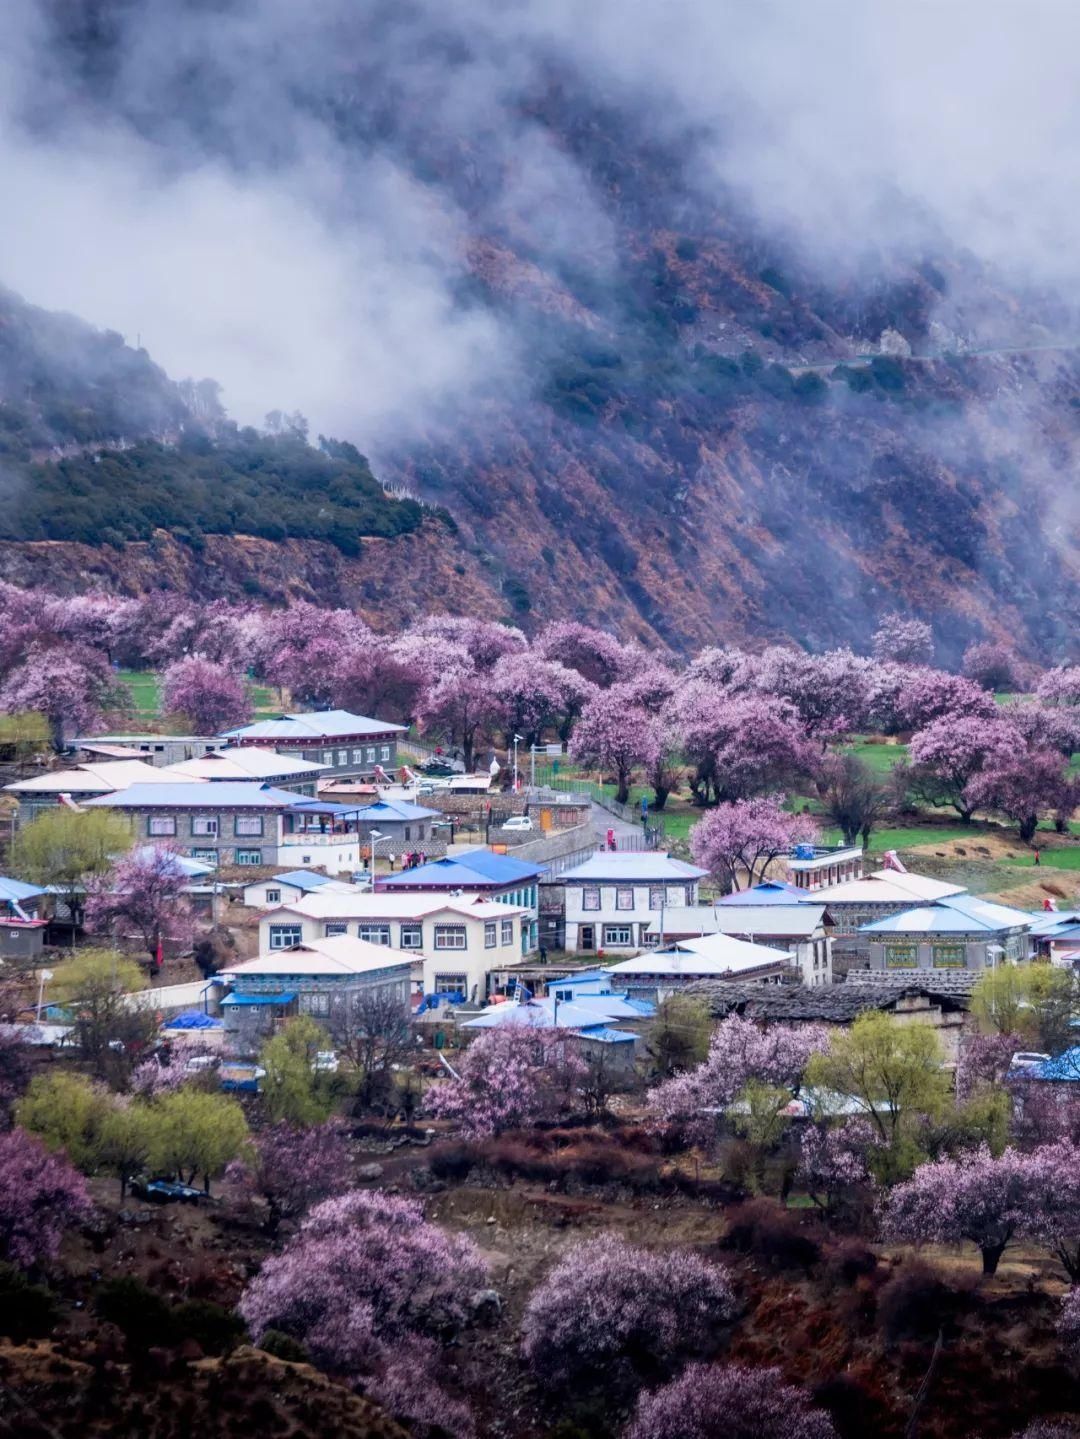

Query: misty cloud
[4,0,1080,441]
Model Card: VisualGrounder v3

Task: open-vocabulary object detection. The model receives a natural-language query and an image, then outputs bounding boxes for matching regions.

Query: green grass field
[117,670,279,726]
[1006,847,1080,871]
[845,738,908,773]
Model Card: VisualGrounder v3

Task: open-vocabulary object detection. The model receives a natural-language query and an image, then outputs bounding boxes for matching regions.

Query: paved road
[590,798,645,851]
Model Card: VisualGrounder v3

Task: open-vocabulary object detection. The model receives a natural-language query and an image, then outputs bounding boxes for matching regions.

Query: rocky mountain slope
[7,4,1080,660]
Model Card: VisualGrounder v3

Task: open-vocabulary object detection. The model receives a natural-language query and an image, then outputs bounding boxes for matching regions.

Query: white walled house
[558,853,707,953]
[219,935,411,1055]
[257,891,527,1004]
[242,870,365,908]
[604,932,796,1000]
[644,904,833,986]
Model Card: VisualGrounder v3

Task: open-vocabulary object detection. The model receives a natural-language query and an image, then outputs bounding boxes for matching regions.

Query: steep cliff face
[0,523,508,631]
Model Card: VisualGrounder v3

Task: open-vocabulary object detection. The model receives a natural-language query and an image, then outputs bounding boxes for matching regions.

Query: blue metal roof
[266,870,337,892]
[349,799,439,822]
[0,876,46,904]
[861,893,1033,936]
[221,991,297,1007]
[381,848,543,889]
[716,880,806,906]
[86,782,307,809]
[577,1024,637,1044]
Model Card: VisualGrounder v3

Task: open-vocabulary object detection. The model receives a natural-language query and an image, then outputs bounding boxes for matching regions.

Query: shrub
[626,1361,837,1439]
[258,1329,310,1364]
[428,1143,477,1181]
[825,1240,879,1287]
[875,1261,972,1343]
[0,1262,59,1341]
[521,1235,737,1383]
[172,1299,246,1355]
[95,1277,176,1350]
[722,1199,822,1272]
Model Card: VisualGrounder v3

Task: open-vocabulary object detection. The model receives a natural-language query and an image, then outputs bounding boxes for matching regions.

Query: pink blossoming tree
[85,846,196,969]
[907,714,1024,822]
[883,1145,1038,1275]
[625,1362,837,1439]
[796,1119,883,1211]
[521,1235,737,1383]
[962,641,1024,693]
[570,688,661,803]
[1037,666,1080,708]
[239,1188,487,1373]
[752,647,873,740]
[228,1120,353,1234]
[424,1024,586,1139]
[872,613,934,665]
[416,661,495,772]
[964,748,1072,842]
[0,1128,93,1268]
[161,656,252,735]
[647,1015,828,1144]
[671,687,814,805]
[0,641,130,748]
[690,796,819,893]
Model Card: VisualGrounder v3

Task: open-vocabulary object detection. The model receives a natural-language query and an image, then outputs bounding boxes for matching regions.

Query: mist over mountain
[4,1,1080,658]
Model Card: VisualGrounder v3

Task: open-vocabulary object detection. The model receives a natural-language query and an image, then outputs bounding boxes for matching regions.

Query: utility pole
[513,734,523,793]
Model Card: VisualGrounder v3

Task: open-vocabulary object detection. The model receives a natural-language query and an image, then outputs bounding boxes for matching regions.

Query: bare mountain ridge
[8,5,1080,658]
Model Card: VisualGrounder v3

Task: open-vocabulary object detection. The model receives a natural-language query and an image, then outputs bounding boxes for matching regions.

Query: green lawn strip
[845,739,908,773]
[1006,848,1080,871]
[117,671,278,726]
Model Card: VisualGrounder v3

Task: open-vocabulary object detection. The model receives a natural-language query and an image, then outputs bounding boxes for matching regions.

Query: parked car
[503,815,534,831]
[130,1177,209,1205]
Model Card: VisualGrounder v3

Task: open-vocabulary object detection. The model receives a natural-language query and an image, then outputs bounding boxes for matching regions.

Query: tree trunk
[1019,816,1038,844]
[651,786,669,811]
[981,1242,1007,1276]
[615,770,630,805]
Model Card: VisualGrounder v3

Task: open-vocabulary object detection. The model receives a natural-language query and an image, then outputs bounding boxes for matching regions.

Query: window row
[268,919,516,950]
[148,815,266,838]
[321,745,392,766]
[580,885,688,912]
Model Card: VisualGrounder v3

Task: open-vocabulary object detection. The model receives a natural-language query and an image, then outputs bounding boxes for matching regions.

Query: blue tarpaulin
[165,1010,222,1030]
[221,991,296,1007]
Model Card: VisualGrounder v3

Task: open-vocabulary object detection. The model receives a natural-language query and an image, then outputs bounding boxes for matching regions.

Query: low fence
[126,980,214,1014]
[532,774,665,836]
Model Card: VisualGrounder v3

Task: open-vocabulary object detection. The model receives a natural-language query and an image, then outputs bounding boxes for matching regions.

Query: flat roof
[221,709,406,741]
[380,848,543,889]
[85,781,307,809]
[646,905,826,938]
[162,748,330,781]
[224,935,414,978]
[558,853,707,883]
[264,891,524,921]
[6,760,205,794]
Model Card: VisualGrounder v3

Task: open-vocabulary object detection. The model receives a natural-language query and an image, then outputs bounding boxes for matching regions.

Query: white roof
[223,934,413,978]
[606,932,793,977]
[463,995,643,1030]
[559,852,707,883]
[5,760,205,795]
[646,905,826,938]
[163,748,330,781]
[808,870,965,904]
[263,891,524,922]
